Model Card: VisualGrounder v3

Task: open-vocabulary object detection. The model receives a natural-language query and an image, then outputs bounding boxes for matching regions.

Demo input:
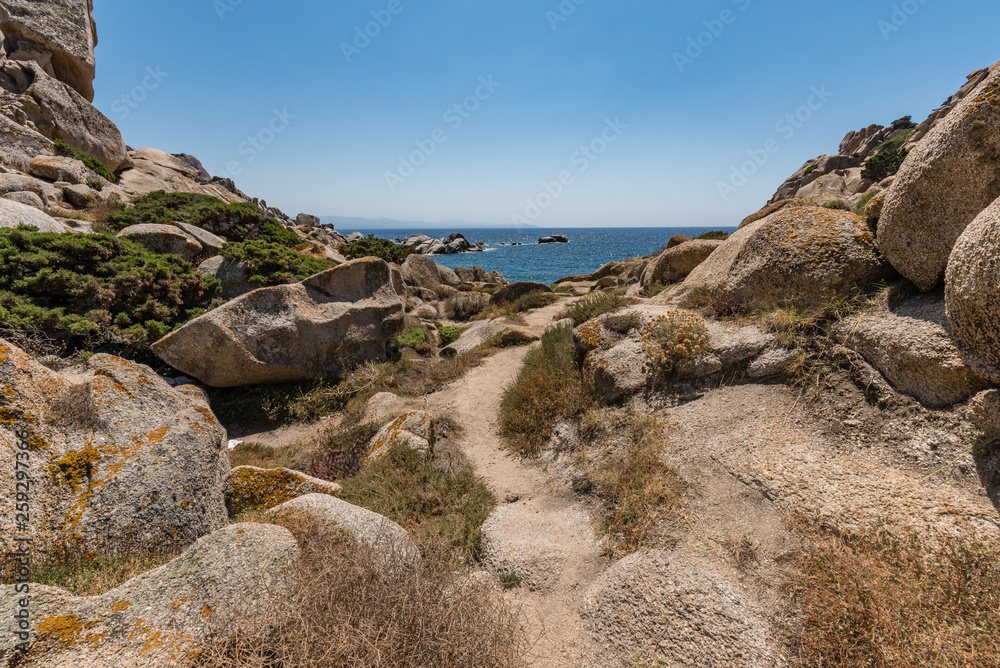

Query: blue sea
[353,227,737,285]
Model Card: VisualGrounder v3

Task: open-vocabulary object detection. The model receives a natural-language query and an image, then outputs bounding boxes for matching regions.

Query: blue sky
[93,1,999,227]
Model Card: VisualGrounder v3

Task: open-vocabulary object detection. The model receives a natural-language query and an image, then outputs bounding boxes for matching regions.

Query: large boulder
[0,172,65,206]
[226,466,342,516]
[27,154,88,183]
[116,223,203,260]
[0,197,67,232]
[672,206,889,311]
[489,281,553,305]
[641,239,722,289]
[400,253,444,289]
[440,318,535,357]
[0,0,98,101]
[197,255,254,300]
[116,148,245,204]
[878,60,1000,291]
[0,60,130,171]
[0,340,230,560]
[175,222,225,255]
[0,523,298,667]
[584,340,649,403]
[152,259,406,387]
[834,291,991,408]
[945,196,1000,380]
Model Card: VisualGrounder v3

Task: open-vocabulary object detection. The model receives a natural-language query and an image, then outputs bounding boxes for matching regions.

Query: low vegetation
[0,226,219,353]
[438,325,465,346]
[106,191,279,242]
[475,290,560,321]
[392,326,434,355]
[561,291,633,326]
[31,542,185,596]
[854,188,882,217]
[228,441,295,469]
[53,138,116,183]
[500,324,593,456]
[862,128,913,181]
[821,200,850,210]
[306,423,382,481]
[792,518,1000,668]
[447,291,491,321]
[220,238,337,287]
[640,311,710,372]
[696,230,730,241]
[339,235,417,264]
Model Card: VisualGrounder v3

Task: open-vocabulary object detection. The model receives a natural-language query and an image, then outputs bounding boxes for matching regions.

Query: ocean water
[356,227,737,285]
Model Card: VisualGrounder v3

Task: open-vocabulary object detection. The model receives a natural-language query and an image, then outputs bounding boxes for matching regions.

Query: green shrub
[340,236,416,264]
[438,326,464,346]
[53,139,116,183]
[393,327,430,352]
[0,227,218,351]
[219,240,336,287]
[803,163,819,176]
[696,230,730,241]
[854,189,882,217]
[561,292,633,326]
[822,201,850,210]
[891,115,917,130]
[446,292,491,321]
[862,129,912,181]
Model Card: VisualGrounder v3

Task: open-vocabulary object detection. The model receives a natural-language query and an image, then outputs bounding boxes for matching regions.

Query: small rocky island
[539,234,569,243]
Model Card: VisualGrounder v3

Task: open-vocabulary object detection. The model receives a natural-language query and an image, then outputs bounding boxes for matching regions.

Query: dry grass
[229,441,297,469]
[31,546,184,596]
[391,352,487,396]
[474,290,560,321]
[499,325,594,456]
[195,510,527,668]
[790,518,1000,668]
[561,291,634,326]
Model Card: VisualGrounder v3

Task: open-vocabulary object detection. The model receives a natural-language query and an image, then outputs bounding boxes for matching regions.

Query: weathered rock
[945,196,1000,380]
[967,390,1000,435]
[0,172,64,204]
[174,222,224,255]
[0,340,230,560]
[400,253,444,289]
[296,213,320,227]
[455,266,475,283]
[738,198,814,230]
[538,234,569,244]
[27,155,88,183]
[878,60,1000,291]
[441,318,521,357]
[583,550,779,668]
[666,234,693,248]
[152,259,406,387]
[0,60,130,171]
[437,263,462,287]
[489,281,553,305]
[60,182,97,208]
[674,352,724,380]
[485,269,506,285]
[0,0,98,101]
[116,148,244,204]
[641,239,722,288]
[674,206,889,311]
[272,493,420,567]
[116,223,202,260]
[584,340,648,403]
[864,189,886,222]
[0,523,298,667]
[0,196,66,232]
[226,466,342,516]
[2,190,43,209]
[835,291,990,408]
[197,255,253,301]
[363,392,405,423]
[0,114,54,168]
[365,410,435,464]
[747,347,799,379]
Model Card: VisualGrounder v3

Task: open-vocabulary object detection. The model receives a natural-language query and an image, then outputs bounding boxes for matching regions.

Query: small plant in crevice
[640,311,709,372]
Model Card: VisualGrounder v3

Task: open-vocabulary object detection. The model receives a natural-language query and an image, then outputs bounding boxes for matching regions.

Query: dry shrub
[196,510,527,668]
[476,290,560,321]
[561,292,633,326]
[791,518,1000,668]
[640,311,709,371]
[304,422,381,481]
[391,352,486,396]
[448,292,491,321]
[500,325,594,456]
[228,442,296,469]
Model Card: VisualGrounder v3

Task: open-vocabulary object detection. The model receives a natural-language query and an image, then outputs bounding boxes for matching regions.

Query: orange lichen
[111,600,131,613]
[38,614,83,646]
[49,444,102,491]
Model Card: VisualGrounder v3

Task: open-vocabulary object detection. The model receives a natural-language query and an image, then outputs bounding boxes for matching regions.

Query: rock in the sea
[117,223,203,260]
[366,410,435,464]
[673,206,889,311]
[226,466,342,516]
[538,234,569,244]
[152,259,406,387]
[834,291,990,408]
[641,239,722,289]
[272,493,420,567]
[0,340,230,560]
[0,197,66,232]
[878,60,1000,291]
[0,523,299,667]
[489,281,553,305]
[945,196,1000,380]
[583,550,780,668]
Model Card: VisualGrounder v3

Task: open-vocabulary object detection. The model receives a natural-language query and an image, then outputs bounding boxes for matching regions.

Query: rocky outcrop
[0,339,230,560]
[226,466,342,516]
[365,410,435,464]
[945,195,1000,381]
[401,232,483,255]
[117,223,204,260]
[441,318,536,357]
[116,148,245,204]
[539,234,569,244]
[640,240,722,289]
[490,281,553,305]
[671,206,890,311]
[0,523,298,667]
[400,253,454,290]
[0,196,66,231]
[152,259,406,387]
[834,291,991,408]
[967,390,1000,436]
[878,60,1000,291]
[584,339,648,403]
[197,255,253,300]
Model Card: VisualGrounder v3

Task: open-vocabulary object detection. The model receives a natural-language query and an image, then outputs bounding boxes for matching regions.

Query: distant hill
[321,216,538,230]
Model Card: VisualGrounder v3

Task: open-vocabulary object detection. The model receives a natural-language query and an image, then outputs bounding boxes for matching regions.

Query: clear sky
[92,1,1000,227]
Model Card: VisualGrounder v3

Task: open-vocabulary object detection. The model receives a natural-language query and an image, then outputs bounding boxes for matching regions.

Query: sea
[351,227,737,285]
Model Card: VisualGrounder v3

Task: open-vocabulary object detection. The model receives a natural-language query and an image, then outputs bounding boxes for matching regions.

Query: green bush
[0,227,218,351]
[862,130,912,181]
[53,139,116,183]
[394,327,429,349]
[340,236,416,264]
[696,230,730,241]
[891,115,917,130]
[822,201,850,210]
[803,163,819,176]
[219,239,336,287]
[438,326,464,346]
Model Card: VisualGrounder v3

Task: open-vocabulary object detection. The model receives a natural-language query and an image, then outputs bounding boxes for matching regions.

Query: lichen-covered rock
[152,259,406,387]
[945,196,1000,380]
[116,223,202,260]
[672,206,889,311]
[0,523,298,667]
[363,392,405,423]
[272,493,420,567]
[366,410,435,464]
[0,339,229,561]
[3,190,44,209]
[441,318,521,357]
[226,466,342,516]
[738,198,813,230]
[641,239,722,289]
[60,183,98,208]
[864,189,886,222]
[967,390,1000,435]
[197,255,253,301]
[27,155,89,184]
[174,222,225,255]
[878,59,1000,291]
[584,340,649,404]
[400,253,444,289]
[834,292,990,407]
[489,281,553,305]
[0,197,67,232]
